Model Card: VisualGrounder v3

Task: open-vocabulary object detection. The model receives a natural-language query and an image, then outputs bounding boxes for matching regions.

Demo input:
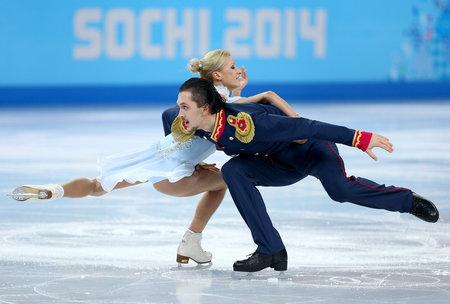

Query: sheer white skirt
[98,134,216,192]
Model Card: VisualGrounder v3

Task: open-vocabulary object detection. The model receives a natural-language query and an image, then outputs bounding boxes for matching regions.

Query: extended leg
[11,178,140,201]
[63,178,139,197]
[306,141,429,215]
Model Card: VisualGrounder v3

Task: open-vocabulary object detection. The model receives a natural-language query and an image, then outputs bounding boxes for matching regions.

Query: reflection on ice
[1,261,449,304]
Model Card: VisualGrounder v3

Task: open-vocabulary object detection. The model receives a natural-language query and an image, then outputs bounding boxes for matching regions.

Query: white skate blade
[231,270,289,280]
[7,192,40,202]
[172,262,212,271]
[9,186,51,202]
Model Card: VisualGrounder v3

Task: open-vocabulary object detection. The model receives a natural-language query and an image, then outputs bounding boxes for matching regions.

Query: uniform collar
[210,109,226,142]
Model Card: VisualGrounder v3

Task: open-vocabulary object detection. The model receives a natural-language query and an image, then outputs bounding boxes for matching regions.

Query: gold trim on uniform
[171,116,195,142]
[352,130,362,147]
[227,112,255,143]
[210,109,226,142]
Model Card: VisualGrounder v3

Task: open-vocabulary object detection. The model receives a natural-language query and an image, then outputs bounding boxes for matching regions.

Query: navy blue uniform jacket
[201,103,357,156]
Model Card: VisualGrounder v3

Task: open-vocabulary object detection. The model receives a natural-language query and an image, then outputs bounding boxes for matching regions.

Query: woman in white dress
[11,49,299,265]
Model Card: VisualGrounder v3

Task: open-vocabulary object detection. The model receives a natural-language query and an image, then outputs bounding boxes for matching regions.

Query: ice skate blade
[231,272,255,279]
[172,262,212,271]
[9,186,51,202]
[231,270,290,281]
[7,192,40,202]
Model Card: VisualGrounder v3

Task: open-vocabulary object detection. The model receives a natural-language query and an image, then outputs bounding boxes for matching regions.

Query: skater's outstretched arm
[234,91,298,118]
[251,112,393,160]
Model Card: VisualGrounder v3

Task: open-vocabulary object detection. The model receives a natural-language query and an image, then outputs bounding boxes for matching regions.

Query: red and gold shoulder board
[171,116,194,142]
[227,112,255,143]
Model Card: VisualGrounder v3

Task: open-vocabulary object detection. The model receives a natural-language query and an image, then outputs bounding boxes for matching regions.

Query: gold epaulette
[171,116,195,142]
[227,112,255,143]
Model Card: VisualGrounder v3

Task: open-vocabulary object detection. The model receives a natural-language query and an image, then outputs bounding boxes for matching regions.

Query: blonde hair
[188,49,231,81]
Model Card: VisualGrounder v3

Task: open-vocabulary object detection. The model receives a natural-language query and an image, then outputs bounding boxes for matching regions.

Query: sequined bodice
[157,134,215,163]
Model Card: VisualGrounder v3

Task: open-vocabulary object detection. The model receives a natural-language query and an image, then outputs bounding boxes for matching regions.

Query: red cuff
[352,130,372,151]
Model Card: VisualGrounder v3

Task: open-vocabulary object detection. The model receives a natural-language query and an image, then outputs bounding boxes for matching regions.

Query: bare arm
[235,91,307,144]
[234,91,298,118]
[230,66,297,117]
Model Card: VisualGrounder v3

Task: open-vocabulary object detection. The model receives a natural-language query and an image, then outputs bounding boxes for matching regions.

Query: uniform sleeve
[161,106,179,136]
[254,112,356,146]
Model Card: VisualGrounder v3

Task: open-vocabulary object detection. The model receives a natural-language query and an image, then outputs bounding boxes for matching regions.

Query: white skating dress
[98,134,216,192]
[98,86,242,192]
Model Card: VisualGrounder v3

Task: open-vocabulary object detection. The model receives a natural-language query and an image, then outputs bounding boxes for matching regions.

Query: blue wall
[1,0,449,105]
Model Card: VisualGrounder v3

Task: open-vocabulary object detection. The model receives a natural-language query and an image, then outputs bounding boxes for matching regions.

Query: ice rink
[0,102,449,303]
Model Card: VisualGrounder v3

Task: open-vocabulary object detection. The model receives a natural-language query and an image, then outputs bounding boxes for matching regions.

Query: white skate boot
[176,230,212,265]
[10,184,64,202]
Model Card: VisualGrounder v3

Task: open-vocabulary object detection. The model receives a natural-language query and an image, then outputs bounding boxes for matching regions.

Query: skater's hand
[365,133,394,161]
[294,139,308,144]
[231,66,248,97]
[238,66,248,90]
[292,112,307,144]
[196,162,220,172]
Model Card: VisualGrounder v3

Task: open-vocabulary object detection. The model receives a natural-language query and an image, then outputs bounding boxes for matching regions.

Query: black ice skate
[410,192,439,223]
[233,248,287,272]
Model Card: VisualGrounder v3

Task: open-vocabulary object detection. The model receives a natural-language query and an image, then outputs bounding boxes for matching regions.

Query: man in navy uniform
[166,78,439,273]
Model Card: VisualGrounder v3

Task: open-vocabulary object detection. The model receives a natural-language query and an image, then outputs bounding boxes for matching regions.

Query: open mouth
[181,118,190,129]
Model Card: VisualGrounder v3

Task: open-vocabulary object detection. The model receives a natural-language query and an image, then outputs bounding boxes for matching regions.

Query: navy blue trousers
[221,140,413,254]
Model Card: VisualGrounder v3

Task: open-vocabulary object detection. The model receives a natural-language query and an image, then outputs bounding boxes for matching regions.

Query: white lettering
[72,7,327,60]
[284,9,295,58]
[198,8,211,56]
[255,9,281,58]
[165,9,194,58]
[105,9,135,59]
[73,8,102,59]
[299,9,327,58]
[224,9,251,58]
[140,9,162,58]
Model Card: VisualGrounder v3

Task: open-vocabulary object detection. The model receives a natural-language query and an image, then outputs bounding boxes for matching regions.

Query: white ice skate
[9,184,64,202]
[176,230,212,265]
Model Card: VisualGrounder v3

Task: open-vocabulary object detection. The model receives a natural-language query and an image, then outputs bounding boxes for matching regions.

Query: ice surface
[0,102,449,303]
